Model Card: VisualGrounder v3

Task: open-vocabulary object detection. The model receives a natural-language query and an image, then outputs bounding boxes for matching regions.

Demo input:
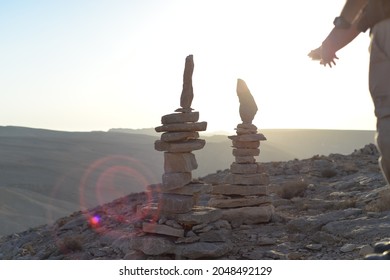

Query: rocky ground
[1,144,390,260]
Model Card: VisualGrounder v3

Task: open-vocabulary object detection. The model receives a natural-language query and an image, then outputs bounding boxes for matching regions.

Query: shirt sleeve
[357,0,390,33]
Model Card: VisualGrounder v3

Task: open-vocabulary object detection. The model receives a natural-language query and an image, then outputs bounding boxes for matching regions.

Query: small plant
[278,179,309,199]
[59,236,83,253]
[321,168,338,178]
[366,189,390,212]
[20,243,36,256]
[56,217,68,228]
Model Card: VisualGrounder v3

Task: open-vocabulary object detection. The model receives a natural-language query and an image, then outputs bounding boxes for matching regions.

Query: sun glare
[0,0,376,131]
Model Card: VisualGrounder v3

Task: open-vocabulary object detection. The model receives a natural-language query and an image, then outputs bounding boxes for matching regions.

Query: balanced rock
[161,131,199,142]
[180,55,194,110]
[225,173,269,185]
[164,152,198,173]
[230,162,264,174]
[237,79,258,124]
[162,172,192,191]
[155,122,207,133]
[161,112,199,124]
[163,183,211,196]
[232,141,260,149]
[233,148,260,157]
[148,182,211,196]
[229,134,266,142]
[234,156,256,164]
[158,193,195,214]
[155,139,206,152]
[236,123,258,135]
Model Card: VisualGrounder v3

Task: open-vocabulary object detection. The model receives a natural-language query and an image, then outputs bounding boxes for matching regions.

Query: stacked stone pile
[209,79,274,227]
[129,55,232,258]
[152,110,208,215]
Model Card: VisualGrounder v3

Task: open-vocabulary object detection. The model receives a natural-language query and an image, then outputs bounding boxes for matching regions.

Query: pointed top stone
[236,79,258,124]
[177,55,194,112]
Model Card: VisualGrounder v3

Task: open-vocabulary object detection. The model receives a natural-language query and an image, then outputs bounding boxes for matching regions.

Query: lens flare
[89,215,101,227]
[77,155,159,239]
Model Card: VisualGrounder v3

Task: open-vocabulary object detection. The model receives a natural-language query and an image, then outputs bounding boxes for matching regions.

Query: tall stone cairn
[153,54,208,215]
[131,55,232,259]
[209,79,274,228]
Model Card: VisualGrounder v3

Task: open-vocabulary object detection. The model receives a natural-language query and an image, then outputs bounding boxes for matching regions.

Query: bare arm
[320,22,361,67]
[308,0,367,67]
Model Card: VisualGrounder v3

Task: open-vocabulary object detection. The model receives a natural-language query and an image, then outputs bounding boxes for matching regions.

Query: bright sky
[0,0,376,133]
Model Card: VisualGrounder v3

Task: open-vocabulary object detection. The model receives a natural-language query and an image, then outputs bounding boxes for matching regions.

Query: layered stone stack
[129,55,232,259]
[152,110,207,215]
[209,79,274,227]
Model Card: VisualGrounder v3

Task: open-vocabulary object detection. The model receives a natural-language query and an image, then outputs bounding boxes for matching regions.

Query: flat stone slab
[221,204,274,226]
[322,213,390,240]
[155,139,206,152]
[175,107,193,113]
[142,222,185,237]
[158,193,195,214]
[147,182,212,196]
[162,172,192,191]
[165,183,212,196]
[136,203,161,220]
[233,148,260,157]
[229,133,266,142]
[172,206,223,225]
[155,122,207,133]
[164,152,198,173]
[129,236,175,256]
[234,156,256,164]
[225,173,269,185]
[129,236,232,259]
[287,208,363,233]
[232,141,260,149]
[236,123,258,135]
[161,131,199,142]
[161,112,199,124]
[137,204,222,226]
[230,163,262,174]
[208,195,272,208]
[199,229,231,242]
[175,241,233,259]
[211,184,268,196]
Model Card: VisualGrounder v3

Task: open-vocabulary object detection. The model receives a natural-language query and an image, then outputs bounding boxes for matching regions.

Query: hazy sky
[0,0,376,133]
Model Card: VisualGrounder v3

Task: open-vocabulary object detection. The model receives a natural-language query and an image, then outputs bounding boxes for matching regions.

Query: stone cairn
[208,79,274,228]
[130,55,232,259]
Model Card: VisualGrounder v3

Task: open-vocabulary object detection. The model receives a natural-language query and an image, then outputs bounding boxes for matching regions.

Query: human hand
[308,44,338,67]
[320,44,338,68]
[308,47,321,60]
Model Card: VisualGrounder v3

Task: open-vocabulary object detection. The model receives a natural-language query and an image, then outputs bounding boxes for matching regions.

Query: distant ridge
[0,125,64,137]
[108,127,158,137]
[0,126,376,236]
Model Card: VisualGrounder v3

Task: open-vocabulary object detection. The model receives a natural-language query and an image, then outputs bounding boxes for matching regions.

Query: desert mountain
[0,126,376,236]
[1,144,389,260]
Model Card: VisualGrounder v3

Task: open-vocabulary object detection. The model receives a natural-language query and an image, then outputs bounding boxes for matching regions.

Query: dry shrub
[278,179,309,199]
[366,188,390,212]
[56,217,68,228]
[334,198,357,210]
[321,168,338,178]
[20,243,36,256]
[59,236,83,253]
